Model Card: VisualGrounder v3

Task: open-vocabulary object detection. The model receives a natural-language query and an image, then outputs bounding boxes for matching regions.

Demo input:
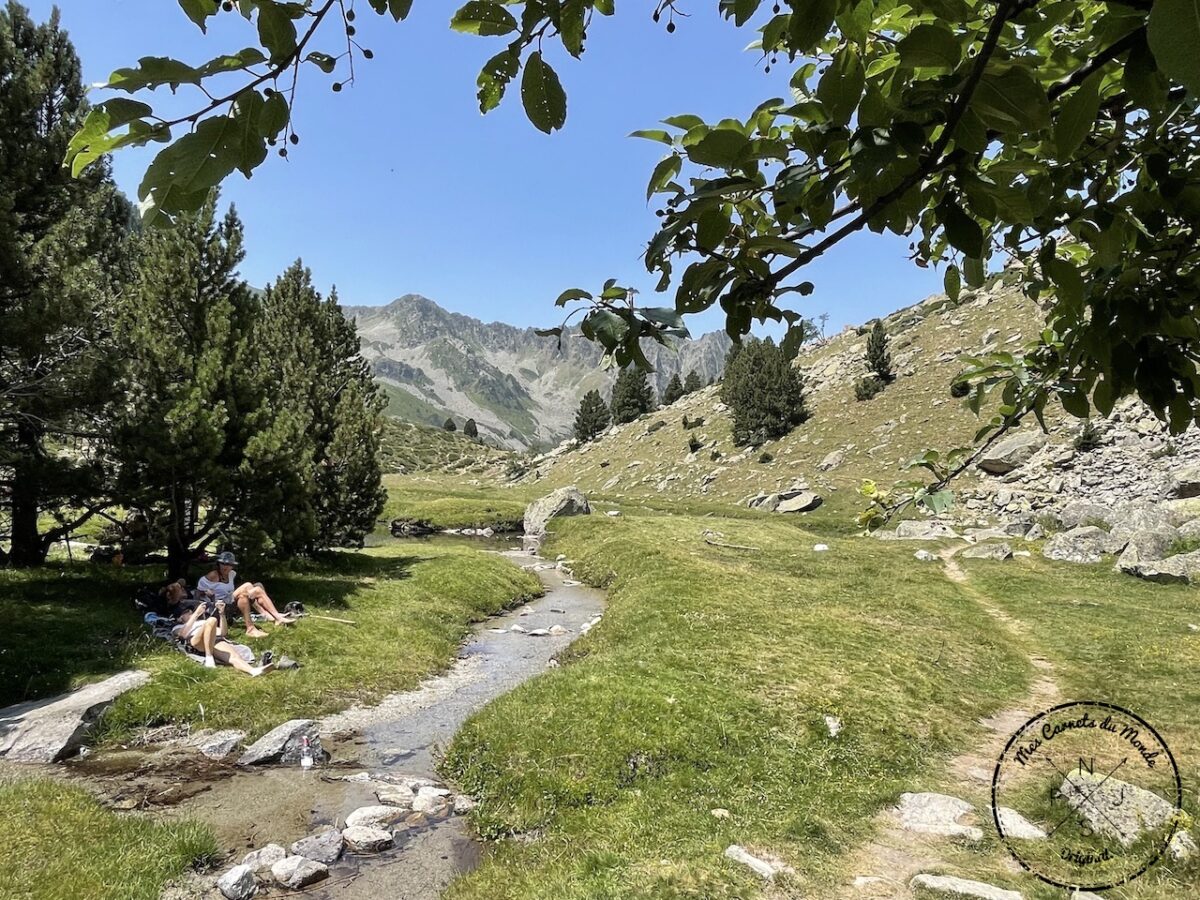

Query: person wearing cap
[196,551,293,639]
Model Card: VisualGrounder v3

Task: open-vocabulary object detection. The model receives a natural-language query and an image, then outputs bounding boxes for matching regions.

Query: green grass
[382,475,531,531]
[441,513,1030,898]
[0,543,541,742]
[0,778,216,900]
[379,418,511,475]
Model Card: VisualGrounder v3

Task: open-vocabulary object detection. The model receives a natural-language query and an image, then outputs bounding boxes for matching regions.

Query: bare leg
[188,619,218,667]
[247,584,292,625]
[235,591,268,638]
[213,641,274,676]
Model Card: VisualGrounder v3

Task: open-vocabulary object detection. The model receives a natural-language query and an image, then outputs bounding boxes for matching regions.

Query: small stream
[66,544,604,898]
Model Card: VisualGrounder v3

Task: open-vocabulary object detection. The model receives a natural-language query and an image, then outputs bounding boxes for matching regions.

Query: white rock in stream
[271,856,329,890]
[526,628,551,636]
[343,825,394,853]
[290,827,343,864]
[241,844,287,873]
[217,864,257,900]
[549,625,569,635]
[411,786,453,813]
[345,805,408,829]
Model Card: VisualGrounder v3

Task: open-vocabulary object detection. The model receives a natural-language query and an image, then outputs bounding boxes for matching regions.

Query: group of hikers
[154,551,295,677]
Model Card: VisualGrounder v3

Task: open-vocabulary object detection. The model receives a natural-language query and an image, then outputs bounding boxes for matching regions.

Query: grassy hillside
[521,278,1049,521]
[379,417,512,476]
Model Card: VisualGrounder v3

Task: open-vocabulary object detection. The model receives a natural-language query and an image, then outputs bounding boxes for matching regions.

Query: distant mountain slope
[346,294,731,450]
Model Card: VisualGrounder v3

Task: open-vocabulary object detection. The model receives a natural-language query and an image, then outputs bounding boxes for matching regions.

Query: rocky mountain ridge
[344,294,731,450]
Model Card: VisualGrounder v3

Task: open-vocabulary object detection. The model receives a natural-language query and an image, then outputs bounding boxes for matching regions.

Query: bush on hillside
[573,389,611,443]
[463,418,479,439]
[720,337,809,446]
[854,375,884,401]
[949,379,971,398]
[866,320,894,383]
[758,451,774,464]
[682,414,704,430]
[683,370,703,393]
[662,373,685,406]
[443,417,457,432]
[1073,420,1102,452]
[610,367,654,424]
[687,435,702,453]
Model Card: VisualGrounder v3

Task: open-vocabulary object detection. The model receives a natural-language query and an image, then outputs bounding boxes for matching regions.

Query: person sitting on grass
[172,600,275,676]
[196,551,294,639]
[160,579,199,618]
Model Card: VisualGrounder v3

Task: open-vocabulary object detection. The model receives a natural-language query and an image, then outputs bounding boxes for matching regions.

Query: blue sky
[33,1,940,334]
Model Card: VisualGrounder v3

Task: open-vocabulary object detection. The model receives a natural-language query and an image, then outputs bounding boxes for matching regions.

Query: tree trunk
[165,494,191,581]
[9,422,46,567]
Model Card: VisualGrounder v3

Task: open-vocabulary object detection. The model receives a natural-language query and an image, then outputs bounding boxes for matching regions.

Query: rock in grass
[290,828,343,865]
[241,843,287,873]
[0,670,150,763]
[961,542,1013,561]
[216,864,257,900]
[1059,773,1175,847]
[909,873,1022,899]
[523,486,590,541]
[1042,526,1121,564]
[271,856,329,890]
[723,844,794,880]
[893,793,982,842]
[879,520,960,540]
[976,431,1046,474]
[237,719,327,766]
[346,805,408,829]
[914,550,938,561]
[343,825,394,853]
[1169,830,1198,860]
[775,491,822,513]
[996,806,1045,840]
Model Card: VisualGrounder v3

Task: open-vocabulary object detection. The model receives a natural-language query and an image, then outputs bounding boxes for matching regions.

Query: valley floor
[1,480,1197,899]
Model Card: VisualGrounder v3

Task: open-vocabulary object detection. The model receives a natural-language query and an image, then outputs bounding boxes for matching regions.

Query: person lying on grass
[172,600,276,676]
[160,579,199,617]
[196,551,293,638]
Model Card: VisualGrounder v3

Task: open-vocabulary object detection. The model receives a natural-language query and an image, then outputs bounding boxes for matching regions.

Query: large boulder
[345,805,408,829]
[1042,526,1123,564]
[0,670,150,763]
[1056,499,1115,530]
[977,431,1046,474]
[217,865,257,900]
[1125,549,1200,584]
[1114,527,1178,574]
[237,719,327,766]
[961,542,1013,561]
[1164,497,1200,524]
[1060,772,1175,847]
[776,492,822,513]
[187,729,245,760]
[1109,500,1175,537]
[523,487,590,541]
[1168,465,1200,499]
[343,825,394,853]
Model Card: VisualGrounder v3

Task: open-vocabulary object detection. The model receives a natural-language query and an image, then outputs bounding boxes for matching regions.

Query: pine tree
[609,368,654,424]
[662,373,685,406]
[443,418,457,432]
[573,389,610,442]
[109,196,257,577]
[463,418,479,439]
[683,370,703,394]
[720,337,808,446]
[0,4,134,566]
[866,320,894,383]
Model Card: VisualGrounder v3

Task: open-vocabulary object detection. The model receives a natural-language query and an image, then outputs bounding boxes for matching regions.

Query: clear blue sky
[32,1,940,334]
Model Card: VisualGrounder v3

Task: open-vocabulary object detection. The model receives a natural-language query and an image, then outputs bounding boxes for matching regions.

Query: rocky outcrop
[523,486,590,541]
[0,670,150,763]
[1042,526,1123,564]
[390,518,436,537]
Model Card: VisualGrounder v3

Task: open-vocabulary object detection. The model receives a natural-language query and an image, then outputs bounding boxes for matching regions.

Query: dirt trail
[829,544,1061,899]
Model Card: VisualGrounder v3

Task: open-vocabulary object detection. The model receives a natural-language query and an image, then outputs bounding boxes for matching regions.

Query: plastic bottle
[300,736,314,769]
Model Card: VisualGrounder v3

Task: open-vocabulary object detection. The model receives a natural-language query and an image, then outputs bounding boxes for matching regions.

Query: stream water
[65,544,604,898]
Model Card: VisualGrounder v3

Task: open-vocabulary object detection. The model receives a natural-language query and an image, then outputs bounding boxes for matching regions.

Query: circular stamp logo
[992,701,1183,891]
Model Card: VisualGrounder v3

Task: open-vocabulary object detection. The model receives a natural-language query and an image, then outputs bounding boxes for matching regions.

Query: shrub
[865,320,894,382]
[758,451,774,464]
[574,389,611,442]
[719,337,809,446]
[854,375,884,401]
[710,448,722,461]
[662,374,685,406]
[443,417,457,432]
[688,435,702,453]
[950,379,971,398]
[682,415,705,430]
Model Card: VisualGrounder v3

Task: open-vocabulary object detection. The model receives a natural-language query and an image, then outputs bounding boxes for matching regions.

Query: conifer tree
[866,320,894,383]
[573,389,610,443]
[720,338,808,446]
[683,370,703,394]
[443,418,457,432]
[662,373,685,406]
[0,3,133,566]
[609,367,654,424]
[463,418,479,439]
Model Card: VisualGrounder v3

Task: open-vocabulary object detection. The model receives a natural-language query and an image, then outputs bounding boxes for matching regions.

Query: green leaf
[1148,0,1200,96]
[230,91,267,177]
[556,288,593,306]
[686,129,750,168]
[897,23,961,71]
[196,47,268,78]
[1054,75,1101,159]
[944,264,961,303]
[137,115,246,225]
[450,1,518,36]
[594,0,614,14]
[369,0,413,21]
[65,100,159,176]
[305,51,337,74]
[259,91,289,138]
[936,197,985,259]
[696,208,731,252]
[630,129,673,144]
[257,2,298,62]
[787,0,836,52]
[105,56,201,92]
[477,48,520,113]
[560,0,587,57]
[972,67,1050,133]
[520,52,567,134]
[646,155,682,200]
[662,114,706,131]
[817,47,863,126]
[1044,257,1085,310]
[177,0,218,31]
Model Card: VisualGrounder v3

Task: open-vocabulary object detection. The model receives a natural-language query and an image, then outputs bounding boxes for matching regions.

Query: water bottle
[300,736,314,769]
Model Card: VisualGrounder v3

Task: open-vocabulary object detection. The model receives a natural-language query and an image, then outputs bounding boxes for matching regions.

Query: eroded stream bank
[61,547,605,899]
